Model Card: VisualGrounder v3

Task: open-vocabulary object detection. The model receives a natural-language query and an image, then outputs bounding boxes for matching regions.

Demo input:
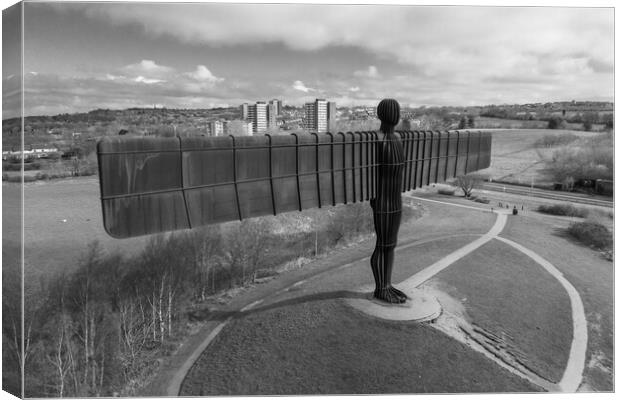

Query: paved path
[164,195,588,395]
[406,195,587,392]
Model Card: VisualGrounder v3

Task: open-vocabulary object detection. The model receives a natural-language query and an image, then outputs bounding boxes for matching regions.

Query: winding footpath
[168,195,588,395]
[405,196,587,393]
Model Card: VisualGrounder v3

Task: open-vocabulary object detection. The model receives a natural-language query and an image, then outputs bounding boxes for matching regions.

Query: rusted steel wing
[97,130,491,238]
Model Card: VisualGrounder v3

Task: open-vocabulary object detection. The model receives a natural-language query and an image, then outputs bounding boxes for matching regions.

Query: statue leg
[370,209,407,303]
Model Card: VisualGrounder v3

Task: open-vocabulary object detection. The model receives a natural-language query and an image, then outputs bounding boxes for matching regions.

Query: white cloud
[24,4,615,111]
[76,5,609,63]
[75,4,611,99]
[292,80,313,93]
[186,65,224,83]
[121,59,175,79]
[354,66,380,79]
[134,76,166,84]
[104,73,124,81]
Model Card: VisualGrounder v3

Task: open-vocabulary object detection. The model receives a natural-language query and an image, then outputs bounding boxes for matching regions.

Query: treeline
[5,203,416,397]
[546,113,613,131]
[534,133,580,148]
[480,106,613,131]
[544,131,613,184]
[3,107,241,150]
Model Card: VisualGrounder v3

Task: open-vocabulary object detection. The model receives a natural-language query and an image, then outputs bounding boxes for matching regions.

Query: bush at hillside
[567,221,612,250]
[534,133,579,148]
[537,203,589,218]
[546,132,613,183]
[547,116,566,129]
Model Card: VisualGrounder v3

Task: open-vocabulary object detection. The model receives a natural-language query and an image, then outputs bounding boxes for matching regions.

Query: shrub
[458,116,467,129]
[547,116,566,129]
[537,203,589,218]
[6,175,39,183]
[467,115,475,128]
[535,133,579,148]
[603,114,613,130]
[567,221,612,250]
[3,162,19,171]
[437,187,456,196]
[3,161,42,171]
[582,112,597,132]
[546,133,613,183]
[325,203,374,245]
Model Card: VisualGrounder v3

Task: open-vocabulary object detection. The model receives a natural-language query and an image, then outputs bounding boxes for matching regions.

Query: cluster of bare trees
[547,132,613,183]
[9,203,385,397]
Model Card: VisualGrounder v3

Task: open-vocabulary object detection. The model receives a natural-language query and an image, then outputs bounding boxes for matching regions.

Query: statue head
[377,98,400,134]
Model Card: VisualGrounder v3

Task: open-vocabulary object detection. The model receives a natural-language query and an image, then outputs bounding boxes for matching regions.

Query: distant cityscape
[1,99,613,160]
[203,98,339,136]
[198,98,613,137]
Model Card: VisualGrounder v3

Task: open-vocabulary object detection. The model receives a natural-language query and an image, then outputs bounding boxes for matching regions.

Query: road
[480,182,613,208]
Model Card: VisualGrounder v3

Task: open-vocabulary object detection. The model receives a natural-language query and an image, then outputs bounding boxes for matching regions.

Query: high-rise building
[243,121,254,136]
[267,103,277,129]
[270,99,283,116]
[327,101,337,122]
[248,102,267,133]
[241,103,249,120]
[304,102,315,130]
[304,99,329,133]
[206,120,224,136]
[224,120,253,136]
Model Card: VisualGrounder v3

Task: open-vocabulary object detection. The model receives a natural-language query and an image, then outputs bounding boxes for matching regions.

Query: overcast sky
[2,2,615,117]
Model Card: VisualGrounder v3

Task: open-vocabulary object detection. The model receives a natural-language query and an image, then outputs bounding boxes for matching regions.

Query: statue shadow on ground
[188,290,368,322]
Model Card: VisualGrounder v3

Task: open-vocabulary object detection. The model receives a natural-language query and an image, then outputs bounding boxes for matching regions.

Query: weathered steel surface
[97,130,491,238]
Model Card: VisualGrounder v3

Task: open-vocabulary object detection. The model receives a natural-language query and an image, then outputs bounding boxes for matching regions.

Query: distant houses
[3,146,61,161]
[204,120,253,136]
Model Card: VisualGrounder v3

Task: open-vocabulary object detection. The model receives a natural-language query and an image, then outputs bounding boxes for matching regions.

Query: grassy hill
[479,129,610,187]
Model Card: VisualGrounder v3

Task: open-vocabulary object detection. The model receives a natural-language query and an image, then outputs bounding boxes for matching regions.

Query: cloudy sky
[2,1,614,118]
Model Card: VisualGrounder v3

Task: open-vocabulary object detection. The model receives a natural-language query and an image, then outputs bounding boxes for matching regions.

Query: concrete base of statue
[345,286,442,322]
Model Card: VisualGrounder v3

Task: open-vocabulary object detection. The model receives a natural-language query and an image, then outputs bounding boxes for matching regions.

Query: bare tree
[223,219,270,286]
[45,313,74,397]
[453,174,485,198]
[186,226,222,300]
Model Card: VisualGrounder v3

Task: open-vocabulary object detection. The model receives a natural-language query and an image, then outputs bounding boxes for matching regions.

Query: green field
[3,178,150,295]
[10,176,392,296]
[476,117,606,131]
[479,129,601,186]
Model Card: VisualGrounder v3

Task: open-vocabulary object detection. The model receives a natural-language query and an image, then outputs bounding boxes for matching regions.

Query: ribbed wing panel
[98,130,491,238]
